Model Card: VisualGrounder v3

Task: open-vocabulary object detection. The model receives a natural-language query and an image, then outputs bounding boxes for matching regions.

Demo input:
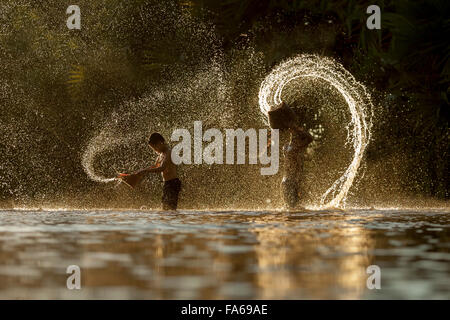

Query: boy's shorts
[162,178,181,210]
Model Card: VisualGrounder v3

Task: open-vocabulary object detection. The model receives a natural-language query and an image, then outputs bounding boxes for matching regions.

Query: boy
[268,102,313,209]
[281,124,313,208]
[118,132,181,210]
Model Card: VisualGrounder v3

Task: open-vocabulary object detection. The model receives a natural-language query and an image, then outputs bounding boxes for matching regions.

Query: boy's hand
[116,163,159,188]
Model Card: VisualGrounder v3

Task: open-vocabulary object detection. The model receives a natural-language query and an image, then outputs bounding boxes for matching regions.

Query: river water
[0,209,448,299]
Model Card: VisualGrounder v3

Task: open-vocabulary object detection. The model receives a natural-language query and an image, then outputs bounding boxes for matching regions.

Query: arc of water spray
[82,132,139,183]
[258,54,373,208]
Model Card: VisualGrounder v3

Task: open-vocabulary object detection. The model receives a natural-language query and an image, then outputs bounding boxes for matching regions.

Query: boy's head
[148,132,166,152]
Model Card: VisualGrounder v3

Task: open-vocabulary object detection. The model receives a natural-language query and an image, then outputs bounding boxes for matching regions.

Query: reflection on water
[0,209,448,299]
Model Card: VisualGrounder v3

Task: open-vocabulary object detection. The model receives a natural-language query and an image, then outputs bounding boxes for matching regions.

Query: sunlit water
[0,209,448,299]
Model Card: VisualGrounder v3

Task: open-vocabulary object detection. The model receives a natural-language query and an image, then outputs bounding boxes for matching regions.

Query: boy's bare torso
[283,128,312,178]
[156,147,178,181]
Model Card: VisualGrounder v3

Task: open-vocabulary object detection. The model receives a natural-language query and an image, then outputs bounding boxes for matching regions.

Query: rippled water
[0,209,448,299]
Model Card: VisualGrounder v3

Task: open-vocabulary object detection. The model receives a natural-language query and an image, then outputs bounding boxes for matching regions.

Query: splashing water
[79,4,235,187]
[80,60,241,186]
[258,54,373,208]
[82,53,373,209]
[81,132,137,183]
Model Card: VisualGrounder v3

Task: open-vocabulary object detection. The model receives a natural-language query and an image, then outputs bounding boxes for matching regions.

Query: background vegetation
[0,0,448,207]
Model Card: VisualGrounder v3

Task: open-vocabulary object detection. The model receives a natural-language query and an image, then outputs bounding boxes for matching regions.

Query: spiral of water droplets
[259,54,373,208]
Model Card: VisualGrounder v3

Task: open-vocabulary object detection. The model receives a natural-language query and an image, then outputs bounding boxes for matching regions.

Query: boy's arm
[134,153,168,175]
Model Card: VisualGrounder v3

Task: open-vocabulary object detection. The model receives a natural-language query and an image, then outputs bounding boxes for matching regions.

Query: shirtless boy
[268,102,313,209]
[118,132,181,210]
[281,124,313,208]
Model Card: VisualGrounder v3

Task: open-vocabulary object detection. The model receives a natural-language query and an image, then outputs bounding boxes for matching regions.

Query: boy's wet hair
[148,132,165,145]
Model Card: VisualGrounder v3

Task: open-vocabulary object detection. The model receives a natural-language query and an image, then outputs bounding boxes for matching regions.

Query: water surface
[0,209,448,299]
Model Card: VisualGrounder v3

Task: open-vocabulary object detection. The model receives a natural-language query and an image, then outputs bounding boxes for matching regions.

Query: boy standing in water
[119,133,181,210]
[281,124,313,208]
[268,102,313,209]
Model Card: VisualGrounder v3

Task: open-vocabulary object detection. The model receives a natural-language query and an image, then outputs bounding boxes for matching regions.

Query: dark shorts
[162,178,181,210]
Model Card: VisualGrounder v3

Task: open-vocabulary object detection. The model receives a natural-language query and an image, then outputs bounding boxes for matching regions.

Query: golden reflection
[0,210,448,299]
[249,213,375,299]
